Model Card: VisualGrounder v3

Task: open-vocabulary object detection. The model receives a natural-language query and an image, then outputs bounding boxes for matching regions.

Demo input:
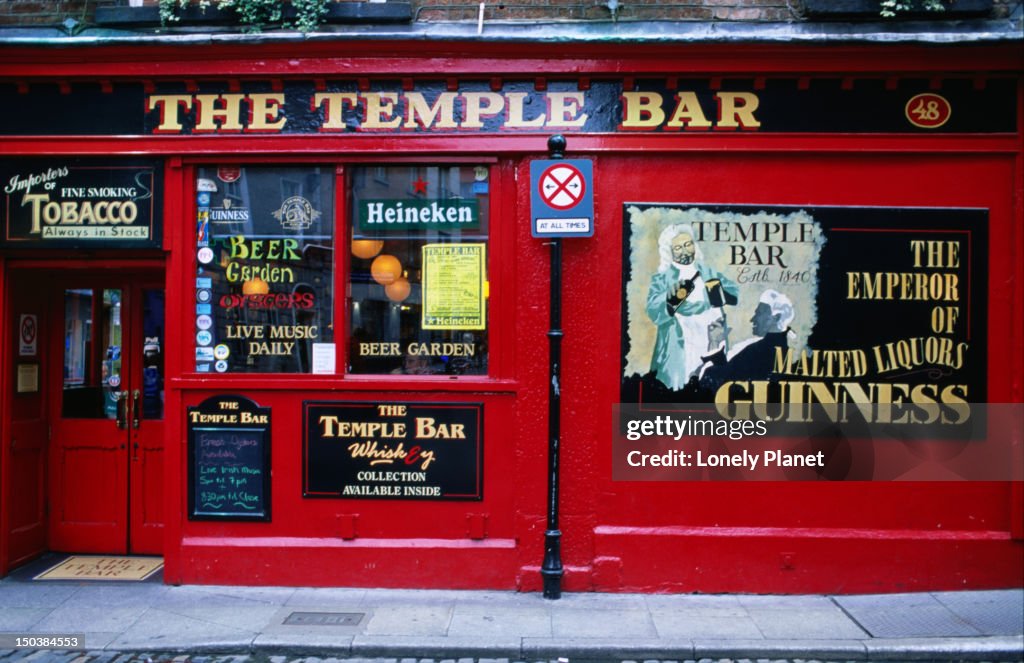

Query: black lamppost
[541,134,566,600]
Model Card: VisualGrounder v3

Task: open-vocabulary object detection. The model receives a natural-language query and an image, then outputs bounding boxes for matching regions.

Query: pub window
[348,165,489,376]
[194,166,334,374]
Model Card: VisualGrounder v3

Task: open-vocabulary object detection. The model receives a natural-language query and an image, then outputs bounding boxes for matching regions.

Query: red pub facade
[0,7,1022,593]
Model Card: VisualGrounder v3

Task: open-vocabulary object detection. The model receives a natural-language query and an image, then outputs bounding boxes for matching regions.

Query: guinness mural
[620,205,988,426]
[1,160,162,248]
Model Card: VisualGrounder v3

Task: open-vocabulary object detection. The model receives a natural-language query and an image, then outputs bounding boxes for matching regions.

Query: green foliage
[158,0,329,33]
[879,0,946,17]
[290,0,329,31]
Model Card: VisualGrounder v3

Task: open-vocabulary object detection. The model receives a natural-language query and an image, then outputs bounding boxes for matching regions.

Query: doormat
[34,555,163,581]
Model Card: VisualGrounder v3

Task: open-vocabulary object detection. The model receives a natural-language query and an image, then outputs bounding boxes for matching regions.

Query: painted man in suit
[698,288,795,392]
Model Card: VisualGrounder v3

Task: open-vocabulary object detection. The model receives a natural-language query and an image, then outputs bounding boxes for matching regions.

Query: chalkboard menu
[303,401,483,500]
[194,166,334,374]
[188,395,271,521]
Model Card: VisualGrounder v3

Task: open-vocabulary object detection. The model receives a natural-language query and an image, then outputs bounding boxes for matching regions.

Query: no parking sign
[19,314,37,356]
[530,159,594,238]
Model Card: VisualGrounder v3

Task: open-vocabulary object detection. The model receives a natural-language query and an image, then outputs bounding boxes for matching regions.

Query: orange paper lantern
[385,277,411,302]
[241,277,269,295]
[351,239,384,259]
[371,254,402,285]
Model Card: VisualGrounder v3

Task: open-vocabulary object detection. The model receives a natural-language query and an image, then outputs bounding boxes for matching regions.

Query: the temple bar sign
[0,78,1014,136]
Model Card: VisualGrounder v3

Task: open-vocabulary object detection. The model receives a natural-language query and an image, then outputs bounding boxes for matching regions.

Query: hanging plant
[158,0,329,33]
[879,0,946,17]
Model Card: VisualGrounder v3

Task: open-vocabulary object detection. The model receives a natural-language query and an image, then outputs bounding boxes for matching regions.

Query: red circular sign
[217,166,242,183]
[538,163,586,211]
[905,93,952,129]
[20,315,36,345]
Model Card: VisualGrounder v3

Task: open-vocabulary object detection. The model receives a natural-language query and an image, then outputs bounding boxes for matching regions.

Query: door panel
[50,286,130,553]
[129,287,165,554]
[6,277,47,568]
[49,277,164,555]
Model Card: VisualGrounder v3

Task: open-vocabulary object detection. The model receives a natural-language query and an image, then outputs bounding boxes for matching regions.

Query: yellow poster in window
[421,243,487,330]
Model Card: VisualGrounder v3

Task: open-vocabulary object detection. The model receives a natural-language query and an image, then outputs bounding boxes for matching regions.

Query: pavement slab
[650,614,764,639]
[931,590,1024,636]
[0,609,49,632]
[747,607,871,639]
[551,609,657,638]
[447,607,552,638]
[1,574,1022,662]
[833,593,983,638]
[32,608,147,636]
[0,584,81,609]
[362,606,453,637]
[286,589,368,607]
[107,609,257,651]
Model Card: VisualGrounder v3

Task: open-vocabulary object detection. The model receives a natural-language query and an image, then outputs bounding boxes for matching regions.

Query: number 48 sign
[530,159,594,238]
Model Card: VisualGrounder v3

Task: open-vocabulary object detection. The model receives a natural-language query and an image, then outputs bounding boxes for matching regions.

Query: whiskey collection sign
[303,401,483,500]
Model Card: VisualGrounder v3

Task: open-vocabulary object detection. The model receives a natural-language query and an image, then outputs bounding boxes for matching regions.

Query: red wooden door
[48,276,164,554]
[4,271,48,570]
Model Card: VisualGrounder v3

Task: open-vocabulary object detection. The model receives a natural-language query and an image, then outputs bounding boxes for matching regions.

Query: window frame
[181,156,511,387]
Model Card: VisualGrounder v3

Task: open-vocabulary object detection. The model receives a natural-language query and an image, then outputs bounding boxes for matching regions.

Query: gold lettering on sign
[145,87,763,133]
[194,94,246,132]
[313,92,359,130]
[363,92,403,130]
[404,92,459,129]
[547,92,588,128]
[620,91,761,130]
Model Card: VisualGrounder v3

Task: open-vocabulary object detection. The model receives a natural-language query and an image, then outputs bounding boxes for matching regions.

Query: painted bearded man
[645,223,738,391]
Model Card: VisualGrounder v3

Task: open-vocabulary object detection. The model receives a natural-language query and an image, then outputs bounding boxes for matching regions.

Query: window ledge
[170,375,519,393]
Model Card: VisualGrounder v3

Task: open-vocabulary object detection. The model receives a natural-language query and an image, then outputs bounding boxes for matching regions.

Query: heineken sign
[356,199,479,234]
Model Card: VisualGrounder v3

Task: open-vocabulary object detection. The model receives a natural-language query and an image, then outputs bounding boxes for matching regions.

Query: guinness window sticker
[194,166,334,373]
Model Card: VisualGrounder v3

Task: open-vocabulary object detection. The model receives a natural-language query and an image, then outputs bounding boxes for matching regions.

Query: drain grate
[284,611,365,626]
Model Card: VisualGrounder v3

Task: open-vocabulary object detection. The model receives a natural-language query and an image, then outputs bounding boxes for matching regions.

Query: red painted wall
[557,152,1023,593]
[165,148,1023,593]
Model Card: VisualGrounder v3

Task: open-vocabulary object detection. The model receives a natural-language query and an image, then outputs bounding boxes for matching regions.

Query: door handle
[115,391,129,430]
[131,389,142,429]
